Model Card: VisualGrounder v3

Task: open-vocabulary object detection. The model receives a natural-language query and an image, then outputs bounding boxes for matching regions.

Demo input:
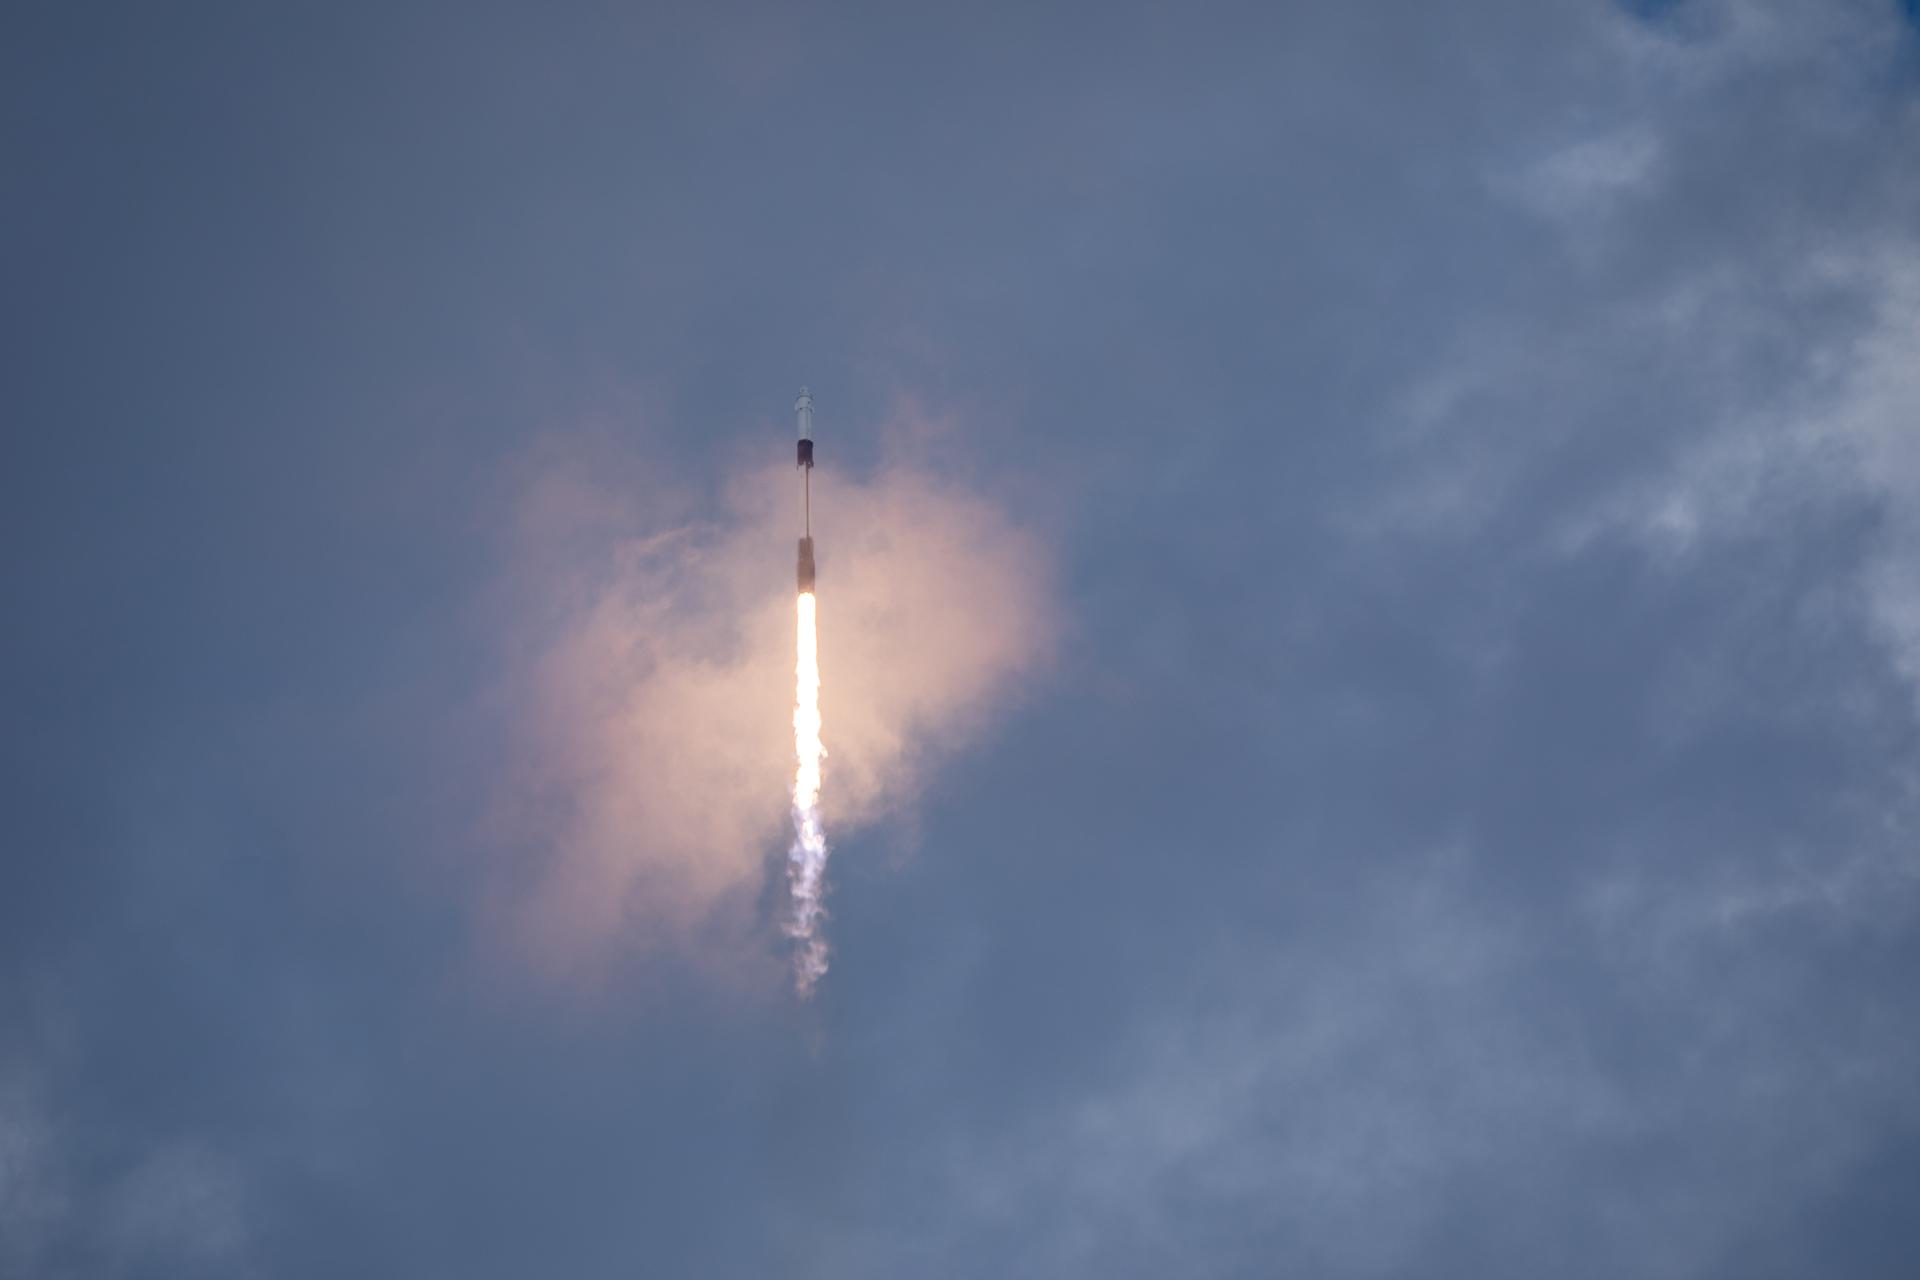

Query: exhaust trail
[785,589,829,994]
[784,387,829,995]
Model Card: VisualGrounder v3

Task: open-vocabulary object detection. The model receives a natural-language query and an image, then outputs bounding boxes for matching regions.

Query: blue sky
[6,2,1920,1275]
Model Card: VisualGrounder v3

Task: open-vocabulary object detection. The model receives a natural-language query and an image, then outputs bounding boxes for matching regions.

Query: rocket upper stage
[796,386,816,592]
[796,386,814,468]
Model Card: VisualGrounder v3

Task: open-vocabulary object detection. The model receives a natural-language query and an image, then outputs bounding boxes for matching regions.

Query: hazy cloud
[0,1064,251,1277]
[490,416,1056,978]
[9,0,1920,1275]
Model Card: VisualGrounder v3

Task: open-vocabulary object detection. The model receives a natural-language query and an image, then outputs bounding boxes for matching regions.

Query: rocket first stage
[796,386,816,593]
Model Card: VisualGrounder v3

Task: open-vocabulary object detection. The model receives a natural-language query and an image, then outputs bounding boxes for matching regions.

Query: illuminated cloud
[489,414,1056,979]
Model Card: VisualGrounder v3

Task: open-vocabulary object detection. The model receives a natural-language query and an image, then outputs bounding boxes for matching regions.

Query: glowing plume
[785,590,830,994]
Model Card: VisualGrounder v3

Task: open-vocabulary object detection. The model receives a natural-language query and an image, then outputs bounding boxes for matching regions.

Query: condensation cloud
[490,421,1055,979]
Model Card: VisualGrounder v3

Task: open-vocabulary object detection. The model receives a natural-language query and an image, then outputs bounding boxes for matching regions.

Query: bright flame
[785,590,830,994]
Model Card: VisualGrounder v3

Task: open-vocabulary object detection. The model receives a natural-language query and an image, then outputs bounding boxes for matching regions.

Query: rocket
[796,386,816,593]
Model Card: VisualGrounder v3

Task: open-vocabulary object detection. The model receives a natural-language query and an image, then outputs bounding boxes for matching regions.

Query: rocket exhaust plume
[785,387,830,995]
[785,589,829,993]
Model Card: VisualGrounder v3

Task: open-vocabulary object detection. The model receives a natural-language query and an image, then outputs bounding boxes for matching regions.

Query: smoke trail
[785,590,830,995]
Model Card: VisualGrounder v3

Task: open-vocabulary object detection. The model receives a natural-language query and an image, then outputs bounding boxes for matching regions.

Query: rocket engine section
[797,535,816,593]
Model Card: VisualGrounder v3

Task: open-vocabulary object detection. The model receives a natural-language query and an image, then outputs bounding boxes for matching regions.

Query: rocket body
[797,535,815,592]
[795,387,816,592]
